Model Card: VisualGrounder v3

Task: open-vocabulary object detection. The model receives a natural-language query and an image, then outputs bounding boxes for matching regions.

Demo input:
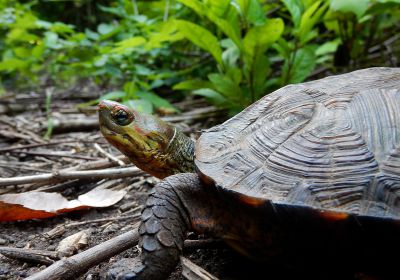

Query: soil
[0,84,389,280]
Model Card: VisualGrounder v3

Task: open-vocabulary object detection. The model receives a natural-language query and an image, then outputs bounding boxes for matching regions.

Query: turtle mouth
[98,100,122,136]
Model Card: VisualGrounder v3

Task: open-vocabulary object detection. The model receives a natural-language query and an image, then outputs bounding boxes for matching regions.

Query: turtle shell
[195,67,400,218]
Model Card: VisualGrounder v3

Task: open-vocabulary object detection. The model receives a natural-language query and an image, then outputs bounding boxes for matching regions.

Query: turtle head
[98,100,195,178]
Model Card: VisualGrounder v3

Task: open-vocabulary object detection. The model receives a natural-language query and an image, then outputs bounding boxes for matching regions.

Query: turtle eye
[112,108,133,126]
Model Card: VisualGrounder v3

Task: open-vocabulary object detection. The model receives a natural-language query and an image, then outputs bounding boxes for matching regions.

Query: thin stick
[94,143,125,166]
[0,140,79,153]
[65,213,141,228]
[181,257,220,280]
[0,247,58,265]
[0,167,143,187]
[25,224,140,280]
[9,150,99,161]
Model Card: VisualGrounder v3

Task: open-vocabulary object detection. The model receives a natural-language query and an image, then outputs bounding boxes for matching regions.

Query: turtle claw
[106,258,145,280]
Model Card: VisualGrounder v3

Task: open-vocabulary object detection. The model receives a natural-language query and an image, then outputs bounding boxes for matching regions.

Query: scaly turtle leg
[107,173,269,280]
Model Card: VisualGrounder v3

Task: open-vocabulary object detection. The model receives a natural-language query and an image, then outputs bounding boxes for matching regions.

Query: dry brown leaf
[57,230,90,257]
[0,188,126,221]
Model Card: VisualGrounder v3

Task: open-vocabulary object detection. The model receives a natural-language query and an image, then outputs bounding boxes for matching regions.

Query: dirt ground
[0,84,392,280]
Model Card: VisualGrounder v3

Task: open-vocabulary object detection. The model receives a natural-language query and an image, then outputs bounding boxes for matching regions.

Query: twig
[65,155,130,171]
[25,226,221,280]
[0,140,87,153]
[0,167,144,187]
[25,224,140,280]
[0,247,58,265]
[65,213,141,228]
[94,143,125,166]
[9,150,99,161]
[181,257,220,280]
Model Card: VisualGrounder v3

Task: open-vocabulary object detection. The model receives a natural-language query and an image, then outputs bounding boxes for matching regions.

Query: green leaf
[97,23,116,35]
[146,20,183,49]
[111,36,146,54]
[243,18,284,81]
[44,31,61,49]
[206,13,242,49]
[175,19,223,66]
[178,0,205,16]
[330,0,370,18]
[236,0,266,25]
[99,91,127,101]
[32,44,45,58]
[173,80,214,91]
[297,1,329,44]
[282,0,303,28]
[205,0,231,17]
[0,58,29,72]
[136,91,177,112]
[283,46,316,84]
[208,73,242,100]
[13,47,31,59]
[124,99,153,114]
[192,88,227,106]
[252,54,270,98]
[315,39,340,56]
[243,18,284,61]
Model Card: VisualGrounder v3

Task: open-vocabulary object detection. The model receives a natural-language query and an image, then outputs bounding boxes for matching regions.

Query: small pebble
[0,238,7,245]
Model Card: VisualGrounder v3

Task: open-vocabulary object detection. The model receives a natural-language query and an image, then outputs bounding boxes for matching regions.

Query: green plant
[171,0,284,113]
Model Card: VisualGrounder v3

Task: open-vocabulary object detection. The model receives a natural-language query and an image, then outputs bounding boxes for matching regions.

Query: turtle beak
[98,100,116,131]
[98,99,119,112]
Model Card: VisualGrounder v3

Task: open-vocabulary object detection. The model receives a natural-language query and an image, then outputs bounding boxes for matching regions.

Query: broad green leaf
[236,0,265,25]
[7,28,39,43]
[226,67,242,85]
[298,1,329,44]
[330,0,370,19]
[282,0,303,28]
[0,58,29,72]
[14,13,37,29]
[32,44,45,58]
[51,22,75,34]
[283,46,316,84]
[44,31,62,49]
[206,13,242,49]
[243,18,284,79]
[315,39,340,56]
[193,88,228,106]
[97,23,115,35]
[173,80,214,91]
[146,20,183,49]
[205,0,231,17]
[111,36,146,54]
[178,0,205,16]
[124,99,153,114]
[243,18,284,59]
[208,73,242,99]
[123,81,138,98]
[252,54,270,98]
[136,91,177,112]
[13,47,30,58]
[99,91,126,101]
[175,20,223,66]
[222,41,240,67]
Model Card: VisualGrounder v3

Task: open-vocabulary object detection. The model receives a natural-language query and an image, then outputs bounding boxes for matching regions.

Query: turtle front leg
[107,173,199,280]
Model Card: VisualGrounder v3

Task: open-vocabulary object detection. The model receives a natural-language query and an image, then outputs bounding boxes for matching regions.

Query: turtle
[98,67,400,280]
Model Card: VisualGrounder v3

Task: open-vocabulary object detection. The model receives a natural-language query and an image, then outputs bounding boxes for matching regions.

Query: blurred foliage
[0,0,399,113]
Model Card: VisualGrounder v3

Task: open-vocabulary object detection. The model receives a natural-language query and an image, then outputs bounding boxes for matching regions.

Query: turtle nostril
[98,102,106,110]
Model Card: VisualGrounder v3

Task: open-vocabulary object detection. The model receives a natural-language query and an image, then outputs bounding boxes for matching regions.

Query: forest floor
[0,82,385,280]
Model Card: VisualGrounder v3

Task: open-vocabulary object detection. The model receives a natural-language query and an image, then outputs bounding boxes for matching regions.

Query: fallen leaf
[0,188,126,221]
[57,230,89,257]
